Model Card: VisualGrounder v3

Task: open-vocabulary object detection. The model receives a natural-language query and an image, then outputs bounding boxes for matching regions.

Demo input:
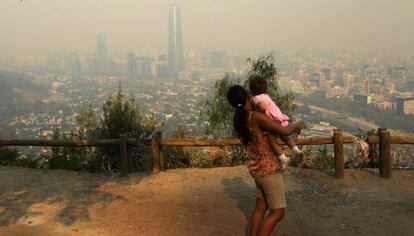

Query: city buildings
[396,98,414,115]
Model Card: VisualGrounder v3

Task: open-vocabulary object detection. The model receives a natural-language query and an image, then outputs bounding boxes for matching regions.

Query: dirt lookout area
[0,166,413,236]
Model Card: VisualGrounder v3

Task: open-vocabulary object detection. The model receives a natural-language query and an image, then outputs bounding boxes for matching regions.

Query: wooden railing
[1,128,412,179]
[364,128,414,178]
[149,130,352,179]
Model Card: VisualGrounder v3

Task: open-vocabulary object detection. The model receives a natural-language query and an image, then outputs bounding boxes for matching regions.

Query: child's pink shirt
[252,94,290,127]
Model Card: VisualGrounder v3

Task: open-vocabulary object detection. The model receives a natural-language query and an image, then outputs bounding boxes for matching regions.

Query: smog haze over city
[2,1,414,235]
[1,0,414,141]
[1,0,413,59]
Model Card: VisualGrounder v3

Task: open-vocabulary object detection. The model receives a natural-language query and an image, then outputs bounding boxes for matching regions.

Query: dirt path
[0,166,413,236]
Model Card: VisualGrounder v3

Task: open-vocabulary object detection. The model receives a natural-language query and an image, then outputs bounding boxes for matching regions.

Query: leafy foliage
[163,125,249,169]
[0,147,38,168]
[163,126,192,170]
[197,54,296,167]
[315,145,334,170]
[47,129,92,170]
[201,54,297,137]
[43,85,158,172]
[246,55,297,118]
[88,85,157,171]
[301,145,334,170]
[202,76,240,137]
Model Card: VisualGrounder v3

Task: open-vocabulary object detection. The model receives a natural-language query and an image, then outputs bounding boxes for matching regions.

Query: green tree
[0,147,38,168]
[47,85,158,172]
[202,75,240,137]
[78,85,158,172]
[48,128,91,170]
[246,54,297,118]
[163,126,193,169]
[201,54,297,137]
[0,147,21,166]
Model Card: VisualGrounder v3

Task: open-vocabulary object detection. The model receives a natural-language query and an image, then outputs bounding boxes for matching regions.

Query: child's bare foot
[278,155,289,171]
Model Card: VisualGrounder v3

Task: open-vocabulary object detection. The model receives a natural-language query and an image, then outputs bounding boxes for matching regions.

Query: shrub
[0,147,38,168]
[44,85,158,173]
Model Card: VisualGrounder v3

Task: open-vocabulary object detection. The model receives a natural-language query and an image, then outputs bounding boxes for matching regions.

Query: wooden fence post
[333,129,344,179]
[377,128,386,175]
[152,131,161,174]
[379,130,391,178]
[158,131,164,171]
[120,134,128,177]
[368,140,378,168]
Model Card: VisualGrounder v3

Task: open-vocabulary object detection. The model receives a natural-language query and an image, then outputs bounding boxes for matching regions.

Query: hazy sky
[1,0,413,58]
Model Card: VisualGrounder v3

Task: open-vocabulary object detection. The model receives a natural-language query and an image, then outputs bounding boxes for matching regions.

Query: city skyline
[1,0,414,60]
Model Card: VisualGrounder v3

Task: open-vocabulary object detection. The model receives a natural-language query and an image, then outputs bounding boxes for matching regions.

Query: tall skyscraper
[136,57,153,78]
[96,33,108,75]
[127,52,136,77]
[168,4,184,77]
[71,54,81,79]
[97,34,108,60]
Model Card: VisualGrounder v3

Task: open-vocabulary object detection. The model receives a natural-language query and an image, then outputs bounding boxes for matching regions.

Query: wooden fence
[1,128,413,179]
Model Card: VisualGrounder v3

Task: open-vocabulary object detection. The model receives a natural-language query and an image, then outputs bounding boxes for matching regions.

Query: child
[249,75,303,170]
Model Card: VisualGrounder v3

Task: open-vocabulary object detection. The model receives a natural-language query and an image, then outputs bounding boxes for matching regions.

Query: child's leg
[280,135,302,154]
[267,134,283,157]
[280,135,303,166]
[267,134,289,171]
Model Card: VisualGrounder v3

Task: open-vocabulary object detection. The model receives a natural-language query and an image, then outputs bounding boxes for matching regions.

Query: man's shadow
[221,177,255,236]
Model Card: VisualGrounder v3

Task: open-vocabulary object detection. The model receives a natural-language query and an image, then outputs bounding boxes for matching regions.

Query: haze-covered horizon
[1,0,413,59]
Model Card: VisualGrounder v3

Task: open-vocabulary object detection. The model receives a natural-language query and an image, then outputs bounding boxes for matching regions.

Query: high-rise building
[396,98,414,115]
[343,72,354,91]
[321,68,331,80]
[71,54,81,79]
[156,63,169,79]
[96,33,108,75]
[308,73,320,85]
[168,4,184,77]
[127,52,136,77]
[88,56,98,76]
[136,57,153,78]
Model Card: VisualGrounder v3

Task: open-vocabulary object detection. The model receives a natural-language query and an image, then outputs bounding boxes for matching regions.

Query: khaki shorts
[251,172,286,209]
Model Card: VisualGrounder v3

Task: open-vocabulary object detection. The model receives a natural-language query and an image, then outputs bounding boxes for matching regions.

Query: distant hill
[0,71,48,120]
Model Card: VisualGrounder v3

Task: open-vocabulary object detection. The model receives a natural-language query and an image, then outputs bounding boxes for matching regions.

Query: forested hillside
[0,71,47,120]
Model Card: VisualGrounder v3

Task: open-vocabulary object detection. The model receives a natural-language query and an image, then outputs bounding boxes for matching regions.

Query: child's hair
[226,85,250,145]
[249,75,268,96]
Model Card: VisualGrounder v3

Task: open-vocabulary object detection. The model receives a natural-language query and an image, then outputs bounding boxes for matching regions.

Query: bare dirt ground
[0,166,413,236]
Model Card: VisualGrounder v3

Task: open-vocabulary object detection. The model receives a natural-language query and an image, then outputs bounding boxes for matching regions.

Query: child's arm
[254,112,302,136]
[256,102,267,114]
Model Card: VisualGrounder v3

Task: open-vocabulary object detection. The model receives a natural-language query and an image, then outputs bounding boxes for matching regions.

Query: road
[296,102,379,131]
